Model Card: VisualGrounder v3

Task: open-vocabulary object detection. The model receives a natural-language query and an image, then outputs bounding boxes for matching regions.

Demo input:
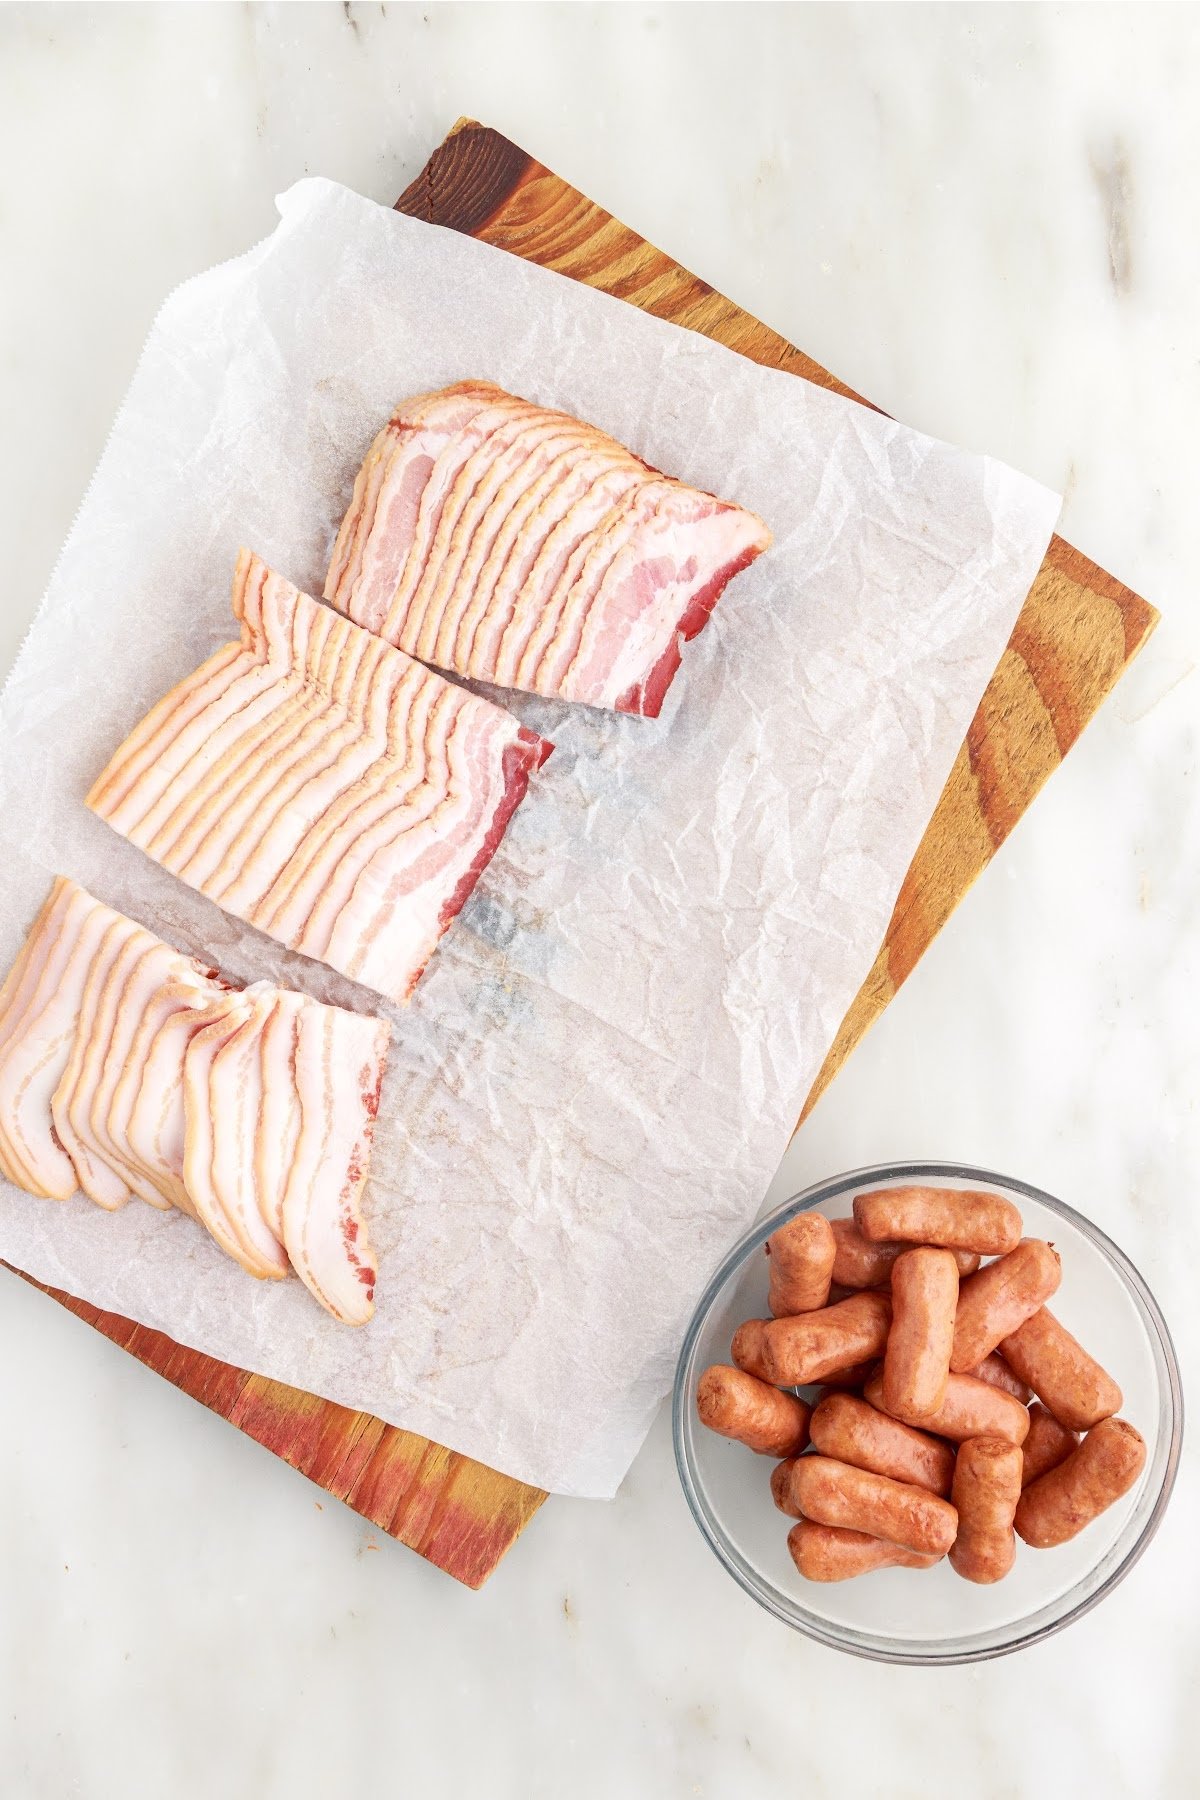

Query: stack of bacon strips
[86,550,552,1006]
[0,877,389,1325]
[697,1187,1147,1581]
[324,381,773,718]
[3,385,769,1320]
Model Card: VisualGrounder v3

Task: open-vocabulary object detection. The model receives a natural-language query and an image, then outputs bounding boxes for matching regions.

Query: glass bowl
[673,1162,1183,1664]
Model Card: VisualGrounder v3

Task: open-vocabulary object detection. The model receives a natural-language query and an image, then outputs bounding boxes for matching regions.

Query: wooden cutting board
[10,119,1156,1589]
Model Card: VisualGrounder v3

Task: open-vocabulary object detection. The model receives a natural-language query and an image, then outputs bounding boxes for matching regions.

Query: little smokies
[766,1212,836,1317]
[809,1393,954,1497]
[999,1308,1123,1432]
[865,1368,1030,1446]
[949,1438,1023,1583]
[1015,1419,1146,1547]
[950,1240,1062,1371]
[695,1366,810,1457]
[830,1217,979,1289]
[883,1248,959,1420]
[697,1183,1149,1588]
[786,1457,958,1558]
[757,1290,892,1386]
[853,1186,1022,1257]
[787,1521,941,1582]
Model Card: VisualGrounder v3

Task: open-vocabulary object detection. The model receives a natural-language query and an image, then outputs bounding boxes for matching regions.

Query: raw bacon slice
[325,381,772,717]
[51,920,155,1212]
[336,383,512,636]
[493,467,646,690]
[254,994,302,1244]
[82,937,187,1212]
[182,994,294,1282]
[204,990,290,1279]
[0,879,391,1324]
[181,1002,263,1268]
[113,975,223,1218]
[278,995,388,1327]
[554,484,770,717]
[0,877,111,1198]
[86,551,552,1005]
[396,406,637,662]
[443,438,634,675]
[514,484,652,698]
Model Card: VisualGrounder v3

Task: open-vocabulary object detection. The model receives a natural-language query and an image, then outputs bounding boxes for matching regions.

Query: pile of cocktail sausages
[696,1186,1147,1584]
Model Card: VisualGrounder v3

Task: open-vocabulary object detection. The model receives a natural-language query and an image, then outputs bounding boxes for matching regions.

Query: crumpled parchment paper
[0,180,1060,1497]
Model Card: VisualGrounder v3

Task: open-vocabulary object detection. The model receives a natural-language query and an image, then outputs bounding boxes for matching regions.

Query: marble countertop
[1,5,1196,1795]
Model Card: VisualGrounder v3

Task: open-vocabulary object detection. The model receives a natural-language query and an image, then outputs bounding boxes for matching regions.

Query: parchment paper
[0,181,1060,1497]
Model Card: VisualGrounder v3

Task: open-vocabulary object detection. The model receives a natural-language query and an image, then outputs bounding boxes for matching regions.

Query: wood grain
[22,118,1155,1586]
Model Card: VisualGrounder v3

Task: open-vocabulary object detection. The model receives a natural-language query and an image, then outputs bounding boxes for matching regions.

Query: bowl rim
[672,1160,1184,1665]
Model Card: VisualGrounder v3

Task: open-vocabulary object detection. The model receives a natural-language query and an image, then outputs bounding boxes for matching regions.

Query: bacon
[278,996,389,1327]
[86,550,552,1005]
[0,878,121,1199]
[325,381,772,716]
[0,879,390,1324]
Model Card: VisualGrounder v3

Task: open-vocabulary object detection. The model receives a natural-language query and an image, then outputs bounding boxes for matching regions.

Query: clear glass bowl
[673,1162,1183,1664]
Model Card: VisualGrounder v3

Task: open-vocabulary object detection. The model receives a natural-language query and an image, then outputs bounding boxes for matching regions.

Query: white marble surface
[0,4,1197,1795]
